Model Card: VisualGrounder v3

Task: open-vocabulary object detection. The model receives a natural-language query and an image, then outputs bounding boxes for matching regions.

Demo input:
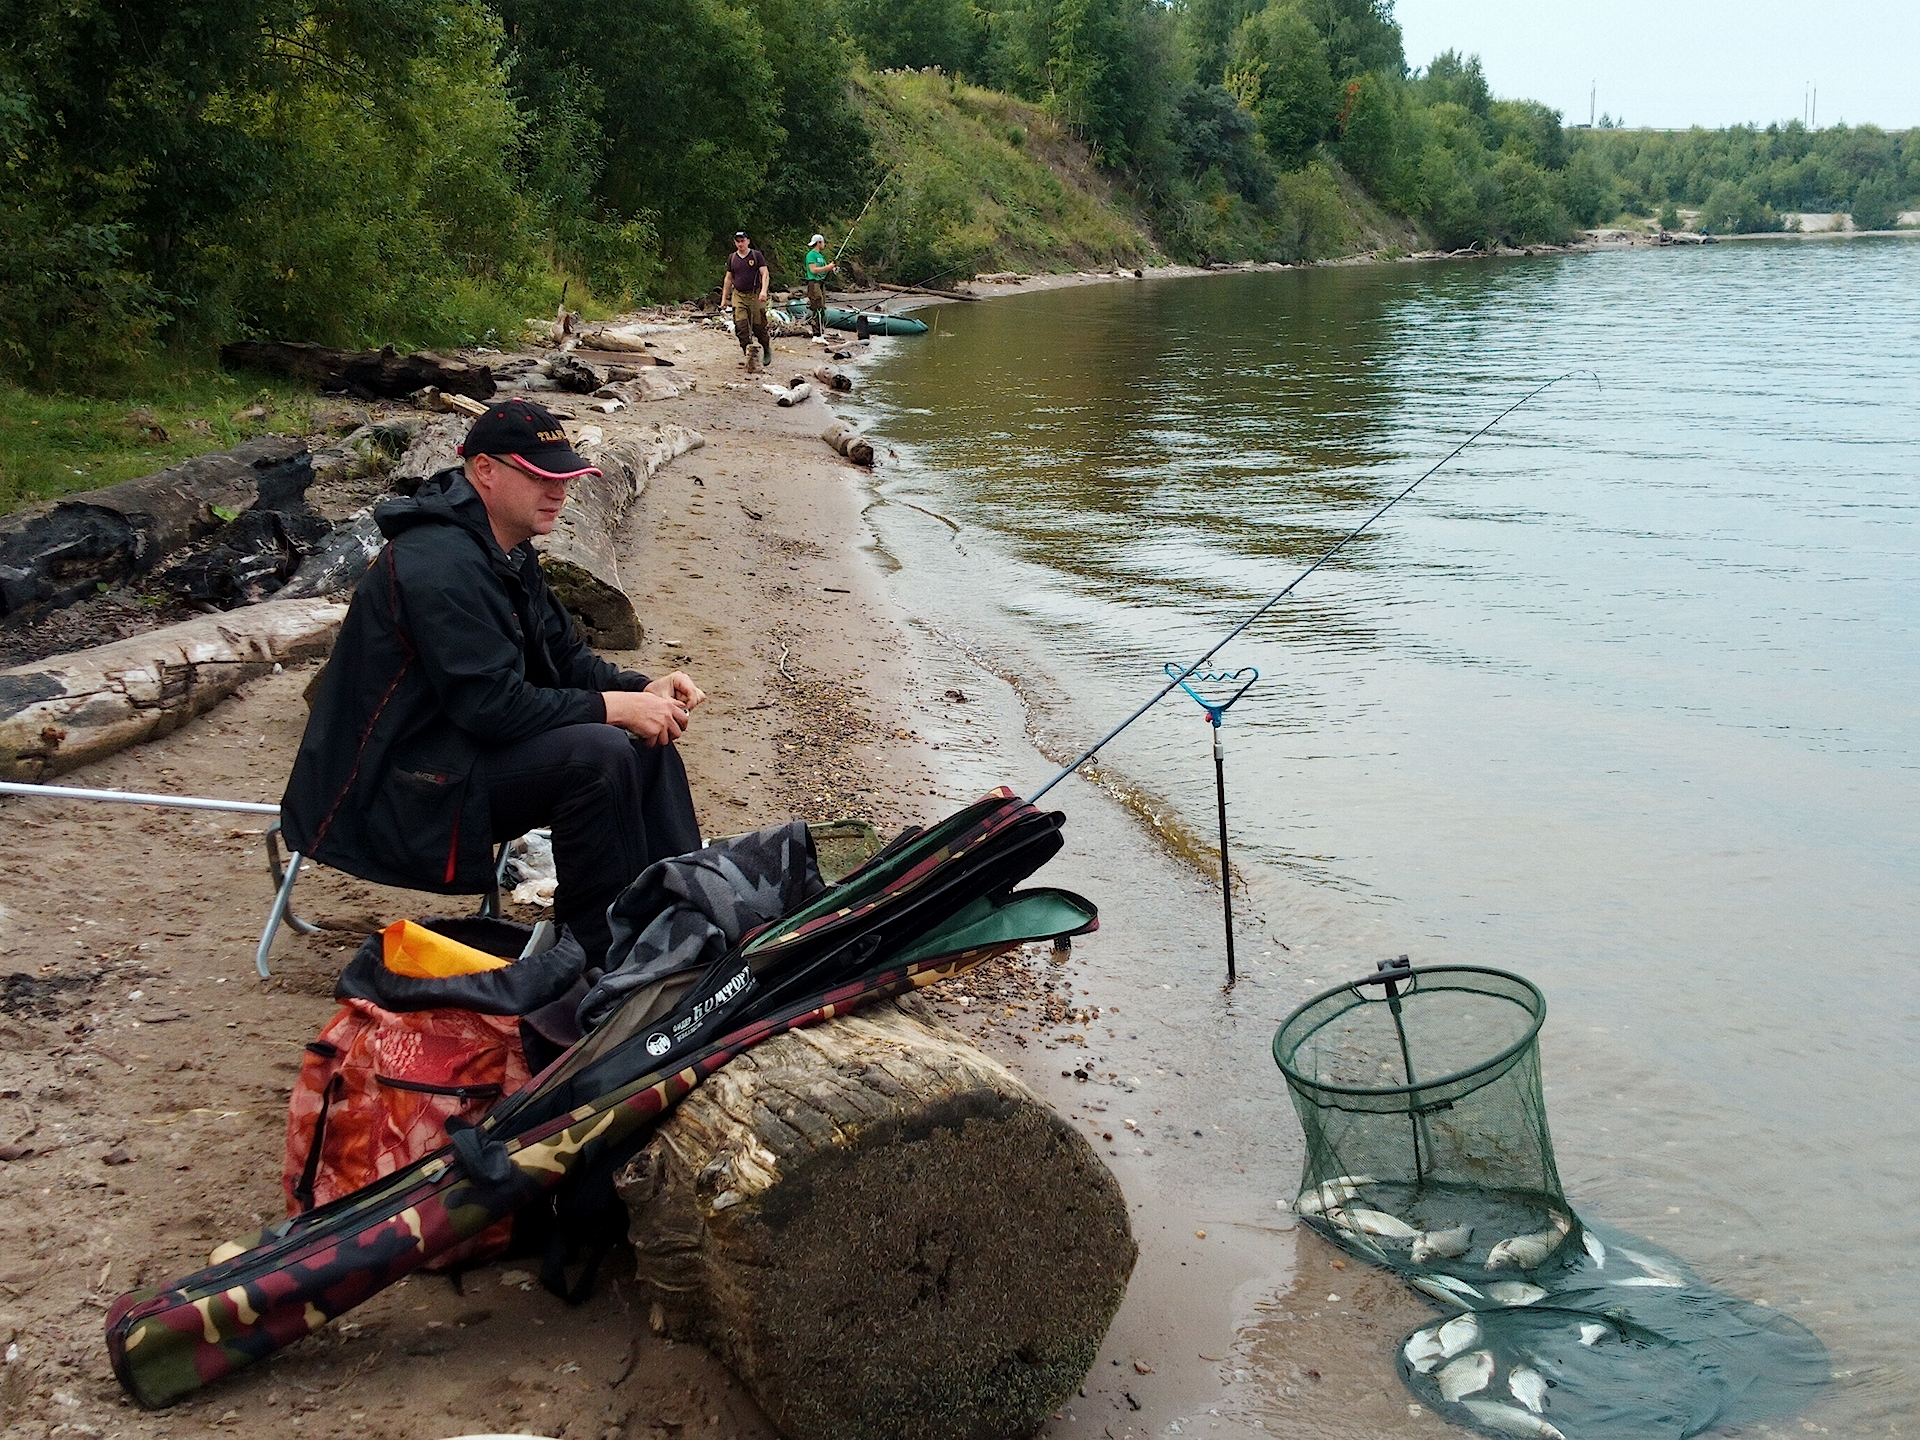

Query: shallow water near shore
[861,240,1920,1436]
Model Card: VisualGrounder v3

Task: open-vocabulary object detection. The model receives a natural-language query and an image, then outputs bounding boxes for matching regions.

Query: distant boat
[787,298,929,336]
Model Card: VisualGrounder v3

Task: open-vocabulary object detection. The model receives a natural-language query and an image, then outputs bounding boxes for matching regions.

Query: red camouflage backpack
[282,917,586,1269]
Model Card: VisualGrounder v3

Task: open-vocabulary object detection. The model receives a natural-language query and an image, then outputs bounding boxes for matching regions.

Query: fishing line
[1028,370,1598,803]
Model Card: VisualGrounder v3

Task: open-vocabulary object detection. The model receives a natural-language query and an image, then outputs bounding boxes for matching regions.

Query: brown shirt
[726,248,767,291]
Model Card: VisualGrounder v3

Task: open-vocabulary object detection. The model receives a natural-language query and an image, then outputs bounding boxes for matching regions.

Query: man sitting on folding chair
[280,400,704,967]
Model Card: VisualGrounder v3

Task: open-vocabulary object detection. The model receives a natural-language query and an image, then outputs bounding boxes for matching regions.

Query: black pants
[475,724,701,964]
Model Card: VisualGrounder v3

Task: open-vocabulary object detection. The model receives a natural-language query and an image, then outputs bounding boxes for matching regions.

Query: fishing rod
[832,165,897,267]
[1028,371,1597,803]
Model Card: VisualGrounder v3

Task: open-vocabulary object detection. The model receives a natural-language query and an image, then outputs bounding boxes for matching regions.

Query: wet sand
[898,610,1439,1440]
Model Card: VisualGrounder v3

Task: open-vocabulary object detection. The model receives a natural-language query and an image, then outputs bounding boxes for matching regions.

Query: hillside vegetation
[3,0,1915,401]
[847,72,1156,283]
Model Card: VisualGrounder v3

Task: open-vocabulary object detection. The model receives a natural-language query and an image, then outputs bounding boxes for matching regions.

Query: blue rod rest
[1165,663,1260,727]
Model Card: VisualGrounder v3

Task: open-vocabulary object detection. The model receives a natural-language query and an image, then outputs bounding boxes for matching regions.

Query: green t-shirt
[805,248,830,282]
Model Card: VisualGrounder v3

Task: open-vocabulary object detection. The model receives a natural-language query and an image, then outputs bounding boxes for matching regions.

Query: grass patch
[850,72,1158,279]
[0,361,326,514]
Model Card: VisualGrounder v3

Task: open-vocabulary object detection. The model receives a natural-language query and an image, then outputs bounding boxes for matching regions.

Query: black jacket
[281,469,648,891]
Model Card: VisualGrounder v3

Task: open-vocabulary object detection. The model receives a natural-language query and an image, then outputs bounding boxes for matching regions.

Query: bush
[1849,177,1898,231]
[0,214,168,384]
[1265,161,1354,260]
[1696,180,1779,234]
[859,157,980,283]
[1491,153,1570,244]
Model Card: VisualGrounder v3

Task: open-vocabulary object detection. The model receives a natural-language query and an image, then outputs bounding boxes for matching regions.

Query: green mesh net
[1273,964,1828,1440]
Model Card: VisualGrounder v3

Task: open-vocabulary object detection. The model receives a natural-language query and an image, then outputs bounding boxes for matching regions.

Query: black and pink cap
[457,398,602,480]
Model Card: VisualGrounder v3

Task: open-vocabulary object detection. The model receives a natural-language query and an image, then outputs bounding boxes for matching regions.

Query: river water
[858,240,1920,1436]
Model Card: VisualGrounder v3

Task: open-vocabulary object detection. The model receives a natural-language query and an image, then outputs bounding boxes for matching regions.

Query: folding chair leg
[476,841,512,919]
[256,851,303,979]
[257,824,321,979]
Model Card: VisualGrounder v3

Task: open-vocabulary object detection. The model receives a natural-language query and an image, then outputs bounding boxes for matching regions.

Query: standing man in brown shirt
[720,230,772,370]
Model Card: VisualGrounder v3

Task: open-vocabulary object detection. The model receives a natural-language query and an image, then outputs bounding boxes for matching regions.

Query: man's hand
[646,671,705,711]
[603,689,690,745]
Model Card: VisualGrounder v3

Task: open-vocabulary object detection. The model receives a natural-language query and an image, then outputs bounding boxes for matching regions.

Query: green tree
[1300,0,1404,79]
[1555,145,1618,226]
[1179,0,1265,86]
[1489,99,1565,169]
[749,0,877,265]
[837,0,977,73]
[500,0,784,283]
[1227,0,1337,169]
[1849,176,1898,231]
[1415,49,1489,119]
[1174,83,1273,200]
[1489,152,1568,243]
[1696,179,1778,234]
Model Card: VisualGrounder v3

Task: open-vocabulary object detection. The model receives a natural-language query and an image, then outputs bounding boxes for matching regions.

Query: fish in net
[1274,963,1828,1439]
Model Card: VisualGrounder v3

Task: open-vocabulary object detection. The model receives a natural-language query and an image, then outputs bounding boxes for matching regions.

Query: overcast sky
[1394,1,1919,131]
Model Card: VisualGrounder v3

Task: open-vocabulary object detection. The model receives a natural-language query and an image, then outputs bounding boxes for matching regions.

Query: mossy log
[617,994,1135,1440]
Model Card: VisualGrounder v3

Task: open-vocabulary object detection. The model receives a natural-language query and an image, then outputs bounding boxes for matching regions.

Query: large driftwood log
[0,437,306,619]
[535,423,705,647]
[619,995,1135,1440]
[874,281,981,301]
[220,341,496,401]
[821,419,875,467]
[0,599,347,780]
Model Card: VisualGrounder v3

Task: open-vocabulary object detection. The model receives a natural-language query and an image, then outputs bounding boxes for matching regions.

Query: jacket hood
[370,470,522,568]
[374,467,500,546]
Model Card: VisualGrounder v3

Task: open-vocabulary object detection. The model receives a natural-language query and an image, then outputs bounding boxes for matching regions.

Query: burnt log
[543,354,606,394]
[0,437,306,620]
[0,599,347,780]
[276,512,384,601]
[619,994,1135,1440]
[220,341,496,401]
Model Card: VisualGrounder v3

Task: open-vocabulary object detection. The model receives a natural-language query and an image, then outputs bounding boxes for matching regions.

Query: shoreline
[6,218,1900,1434]
[0,322,947,1440]
[843,287,1451,1439]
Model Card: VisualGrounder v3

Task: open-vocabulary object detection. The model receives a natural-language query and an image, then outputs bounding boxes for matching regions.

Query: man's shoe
[761,343,773,365]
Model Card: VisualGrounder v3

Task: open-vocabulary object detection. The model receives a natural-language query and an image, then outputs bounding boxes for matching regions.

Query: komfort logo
[688,966,753,1028]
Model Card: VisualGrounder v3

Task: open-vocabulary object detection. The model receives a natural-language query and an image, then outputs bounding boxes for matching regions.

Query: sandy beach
[0,316,959,1440]
[0,284,1452,1440]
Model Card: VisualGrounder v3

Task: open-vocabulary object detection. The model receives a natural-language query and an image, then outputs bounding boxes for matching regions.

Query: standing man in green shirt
[804,233,837,338]
[721,230,772,369]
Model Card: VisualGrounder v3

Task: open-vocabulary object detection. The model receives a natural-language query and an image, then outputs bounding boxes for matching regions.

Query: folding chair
[256,823,516,979]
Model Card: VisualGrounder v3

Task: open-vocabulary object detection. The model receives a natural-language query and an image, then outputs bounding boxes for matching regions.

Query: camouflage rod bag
[106,790,1097,1409]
